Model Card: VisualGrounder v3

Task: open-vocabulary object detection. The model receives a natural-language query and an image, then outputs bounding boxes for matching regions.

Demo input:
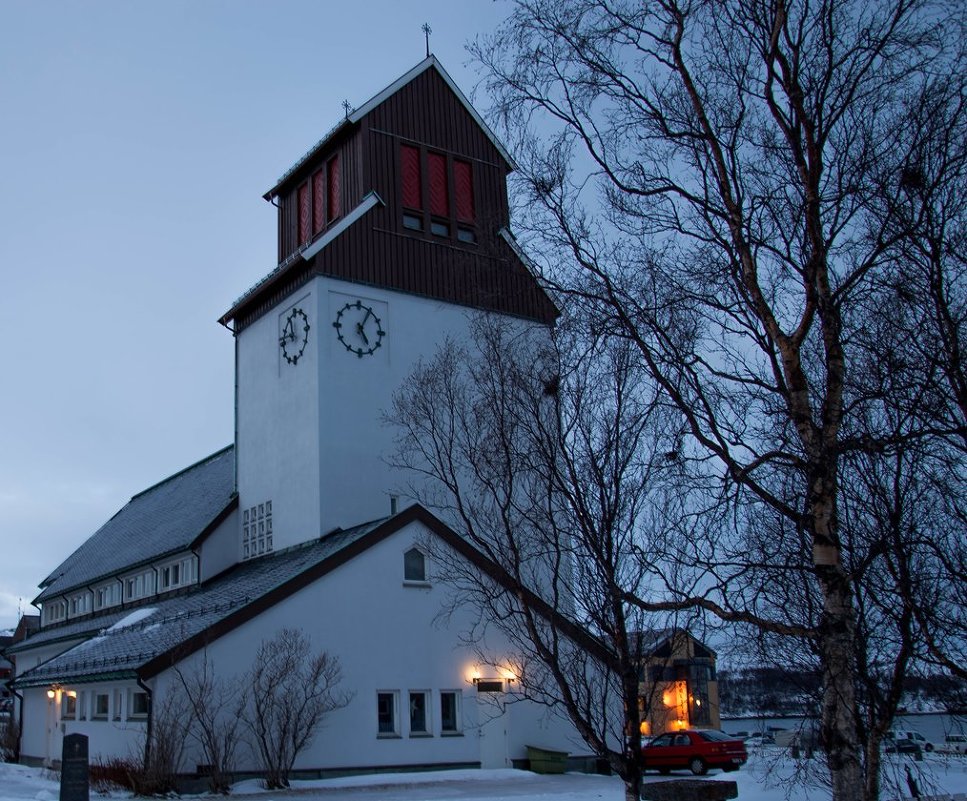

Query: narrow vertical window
[427,152,448,218]
[401,144,422,209]
[409,691,429,735]
[312,169,326,234]
[454,160,474,223]
[441,691,461,734]
[377,691,398,736]
[404,548,426,582]
[298,182,310,243]
[327,155,341,222]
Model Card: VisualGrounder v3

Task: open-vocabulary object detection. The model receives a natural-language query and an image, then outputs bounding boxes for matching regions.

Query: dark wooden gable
[226,59,557,330]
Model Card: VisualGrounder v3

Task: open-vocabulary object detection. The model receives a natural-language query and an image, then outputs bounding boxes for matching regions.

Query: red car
[641,729,748,775]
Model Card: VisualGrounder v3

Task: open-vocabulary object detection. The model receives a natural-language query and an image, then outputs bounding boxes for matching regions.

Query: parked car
[642,729,748,775]
[884,736,923,757]
[885,730,936,753]
[938,734,967,755]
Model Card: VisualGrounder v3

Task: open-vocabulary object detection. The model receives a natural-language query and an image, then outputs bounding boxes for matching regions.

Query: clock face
[279,307,310,365]
[333,300,386,357]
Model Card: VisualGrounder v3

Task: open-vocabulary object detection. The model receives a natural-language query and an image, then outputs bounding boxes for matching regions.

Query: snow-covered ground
[2,753,965,801]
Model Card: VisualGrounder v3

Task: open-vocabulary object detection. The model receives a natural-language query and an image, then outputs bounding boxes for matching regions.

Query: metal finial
[422,22,432,57]
[341,99,352,118]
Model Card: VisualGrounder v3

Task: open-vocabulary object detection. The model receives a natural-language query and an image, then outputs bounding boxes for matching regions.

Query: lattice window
[242,500,273,560]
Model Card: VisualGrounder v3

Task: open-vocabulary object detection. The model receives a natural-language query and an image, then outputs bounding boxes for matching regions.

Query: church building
[7,56,583,776]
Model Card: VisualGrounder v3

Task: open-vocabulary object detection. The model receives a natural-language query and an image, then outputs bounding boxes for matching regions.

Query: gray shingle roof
[14,517,388,688]
[35,447,236,604]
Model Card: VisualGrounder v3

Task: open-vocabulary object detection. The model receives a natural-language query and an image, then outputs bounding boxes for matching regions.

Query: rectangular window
[427,152,448,217]
[327,155,340,222]
[298,182,310,244]
[94,693,109,719]
[62,693,77,719]
[312,169,326,234]
[454,159,474,223]
[377,691,398,736]
[440,691,461,734]
[409,691,429,736]
[401,144,422,209]
[402,213,422,231]
[130,691,149,719]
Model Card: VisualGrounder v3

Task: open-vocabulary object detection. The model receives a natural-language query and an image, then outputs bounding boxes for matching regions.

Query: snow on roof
[34,446,236,604]
[14,517,389,688]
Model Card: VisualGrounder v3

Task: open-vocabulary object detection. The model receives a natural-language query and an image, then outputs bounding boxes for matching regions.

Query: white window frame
[93,692,109,719]
[62,692,77,719]
[408,689,431,736]
[440,690,462,735]
[129,690,149,719]
[376,690,400,738]
[403,547,429,585]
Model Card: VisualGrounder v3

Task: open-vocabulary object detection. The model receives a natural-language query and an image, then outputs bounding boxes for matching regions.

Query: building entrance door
[476,681,508,768]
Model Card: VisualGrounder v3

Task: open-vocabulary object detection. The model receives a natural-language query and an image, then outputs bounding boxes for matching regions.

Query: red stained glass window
[312,169,325,234]
[401,145,422,209]
[454,159,474,223]
[428,152,448,217]
[327,155,340,222]
[298,183,310,243]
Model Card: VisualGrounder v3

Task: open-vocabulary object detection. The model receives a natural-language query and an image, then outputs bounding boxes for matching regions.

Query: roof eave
[219,191,384,325]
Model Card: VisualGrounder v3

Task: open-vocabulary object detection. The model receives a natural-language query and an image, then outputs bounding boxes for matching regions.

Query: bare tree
[174,655,245,793]
[391,315,689,801]
[463,3,965,800]
[241,629,351,789]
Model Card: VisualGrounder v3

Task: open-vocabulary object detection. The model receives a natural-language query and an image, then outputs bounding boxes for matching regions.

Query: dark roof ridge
[130,444,234,501]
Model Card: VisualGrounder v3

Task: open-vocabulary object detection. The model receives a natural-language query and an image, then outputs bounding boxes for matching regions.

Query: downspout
[137,676,153,769]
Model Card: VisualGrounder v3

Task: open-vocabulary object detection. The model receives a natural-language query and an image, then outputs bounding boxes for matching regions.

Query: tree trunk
[816,552,863,801]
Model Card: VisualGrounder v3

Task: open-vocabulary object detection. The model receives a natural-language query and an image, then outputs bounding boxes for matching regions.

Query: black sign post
[59,733,89,801]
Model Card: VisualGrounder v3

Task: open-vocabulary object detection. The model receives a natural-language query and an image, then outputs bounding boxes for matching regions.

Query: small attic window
[403,547,427,583]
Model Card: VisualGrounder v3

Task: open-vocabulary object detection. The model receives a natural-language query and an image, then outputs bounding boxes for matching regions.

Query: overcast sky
[0,0,511,630]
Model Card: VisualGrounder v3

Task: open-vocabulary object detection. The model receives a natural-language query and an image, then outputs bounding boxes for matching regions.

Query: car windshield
[696,730,736,742]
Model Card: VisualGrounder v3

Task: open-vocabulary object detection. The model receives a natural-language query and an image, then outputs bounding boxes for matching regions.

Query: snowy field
[2,754,966,801]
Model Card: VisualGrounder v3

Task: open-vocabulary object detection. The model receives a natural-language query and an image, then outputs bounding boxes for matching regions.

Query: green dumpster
[526,745,568,774]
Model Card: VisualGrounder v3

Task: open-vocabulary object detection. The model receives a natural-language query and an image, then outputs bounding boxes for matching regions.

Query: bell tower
[219,57,556,559]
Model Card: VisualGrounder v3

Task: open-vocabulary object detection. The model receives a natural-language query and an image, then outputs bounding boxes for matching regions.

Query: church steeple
[226,57,555,558]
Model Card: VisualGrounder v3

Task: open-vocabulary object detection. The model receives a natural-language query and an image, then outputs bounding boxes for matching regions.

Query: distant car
[884,737,923,757]
[642,729,748,775]
[886,730,936,753]
[938,734,967,755]
[744,732,776,748]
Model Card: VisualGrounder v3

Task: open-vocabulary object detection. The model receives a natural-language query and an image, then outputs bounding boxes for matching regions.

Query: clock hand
[356,322,369,345]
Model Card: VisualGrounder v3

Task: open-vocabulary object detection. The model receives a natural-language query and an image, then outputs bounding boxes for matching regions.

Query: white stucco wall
[142,519,584,774]
[197,507,241,582]
[236,276,549,554]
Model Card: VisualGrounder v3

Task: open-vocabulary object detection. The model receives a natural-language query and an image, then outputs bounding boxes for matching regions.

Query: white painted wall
[236,276,549,554]
[144,519,583,773]
[197,507,241,582]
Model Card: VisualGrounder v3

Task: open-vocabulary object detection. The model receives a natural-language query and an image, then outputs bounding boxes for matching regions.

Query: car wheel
[689,757,707,776]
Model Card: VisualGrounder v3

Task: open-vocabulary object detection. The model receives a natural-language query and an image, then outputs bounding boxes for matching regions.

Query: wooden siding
[240,63,556,330]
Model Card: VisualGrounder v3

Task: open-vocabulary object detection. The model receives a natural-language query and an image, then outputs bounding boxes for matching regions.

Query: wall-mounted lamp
[46,689,56,699]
